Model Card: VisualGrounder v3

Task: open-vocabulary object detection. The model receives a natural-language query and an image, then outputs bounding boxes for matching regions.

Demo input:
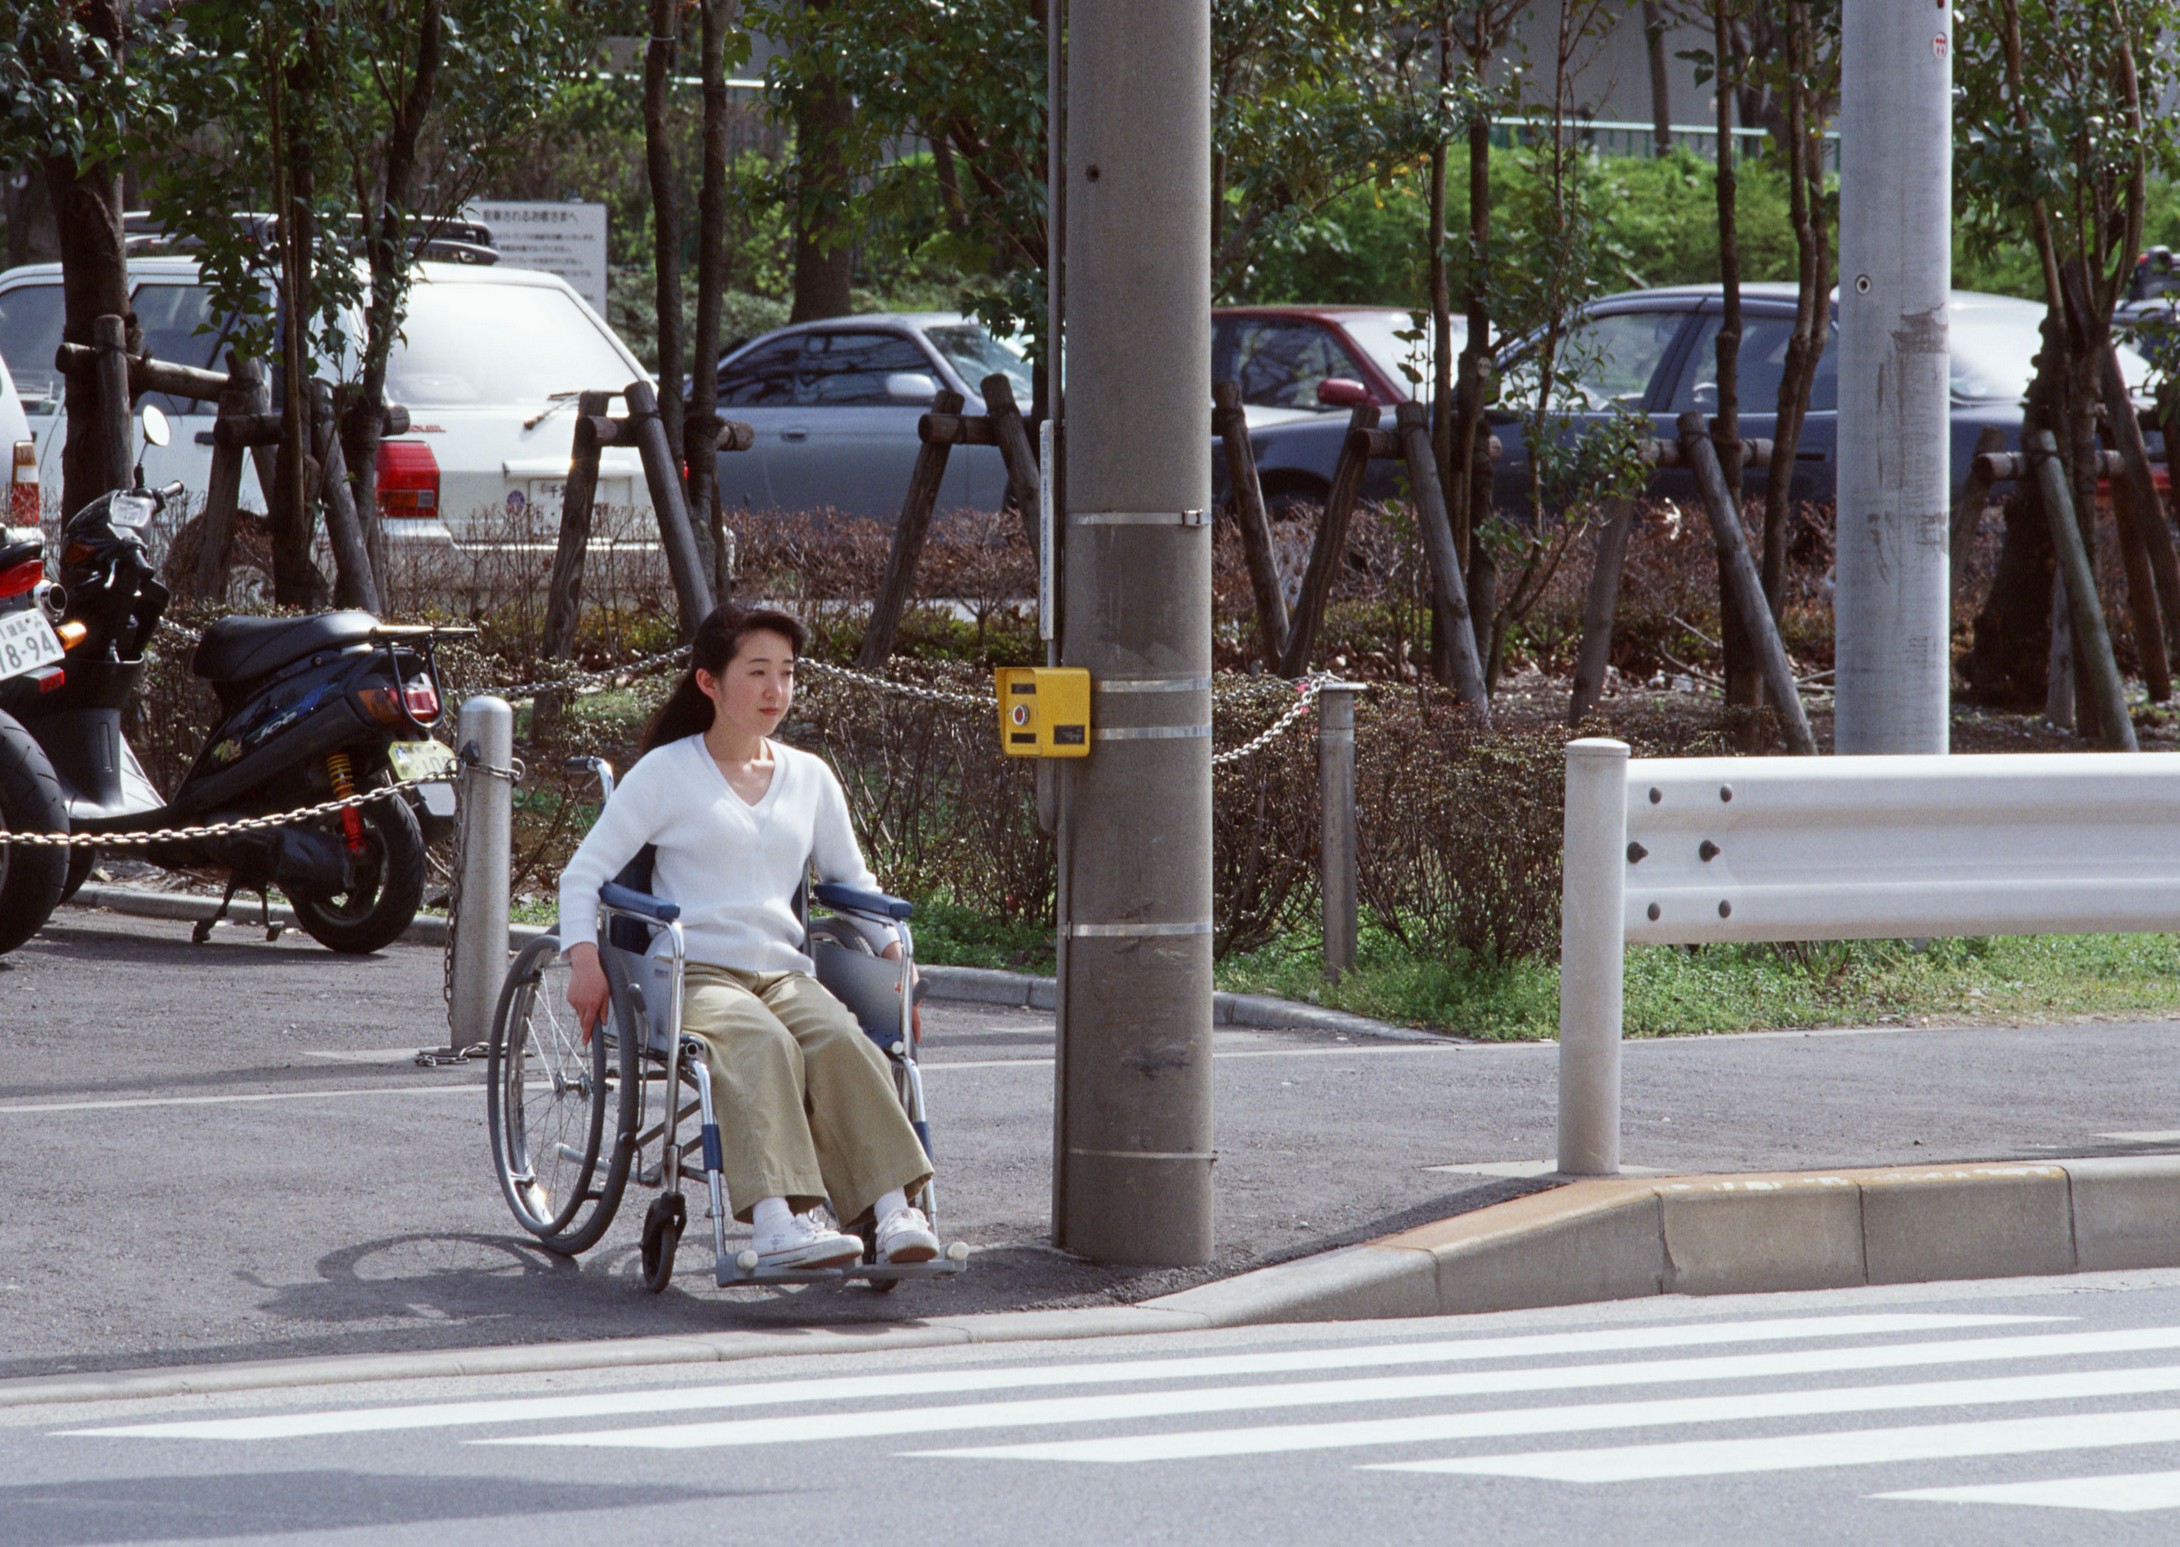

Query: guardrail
[1556,738,2180,1176]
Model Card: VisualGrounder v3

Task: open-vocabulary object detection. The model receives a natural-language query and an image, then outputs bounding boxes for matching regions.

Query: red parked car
[1212,305,1459,413]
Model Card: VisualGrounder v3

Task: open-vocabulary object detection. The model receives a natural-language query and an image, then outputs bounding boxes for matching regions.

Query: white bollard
[1558,737,1629,1176]
[448,696,514,1054]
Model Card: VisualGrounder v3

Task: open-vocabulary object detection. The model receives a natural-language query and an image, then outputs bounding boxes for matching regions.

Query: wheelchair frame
[484,761,969,1293]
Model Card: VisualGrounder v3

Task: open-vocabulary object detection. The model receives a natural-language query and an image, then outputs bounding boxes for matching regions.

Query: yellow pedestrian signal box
[995,667,1091,757]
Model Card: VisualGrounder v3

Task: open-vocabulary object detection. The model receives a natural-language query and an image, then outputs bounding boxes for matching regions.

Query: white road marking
[475,1323,2147,1453]
[1877,1469,2180,1513]
[0,1084,477,1116]
[2096,1131,2180,1144]
[1372,1409,2180,1484]
[68,1313,2029,1442]
[918,1365,2180,1465]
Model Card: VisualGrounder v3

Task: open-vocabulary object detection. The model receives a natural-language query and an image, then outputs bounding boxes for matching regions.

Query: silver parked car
[708,313,1032,521]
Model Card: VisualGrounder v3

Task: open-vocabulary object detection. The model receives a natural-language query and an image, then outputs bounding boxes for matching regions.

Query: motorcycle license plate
[0,609,63,683]
[387,739,457,782]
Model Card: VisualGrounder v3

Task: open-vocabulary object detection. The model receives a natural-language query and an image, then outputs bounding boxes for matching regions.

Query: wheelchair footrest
[713,1241,971,1287]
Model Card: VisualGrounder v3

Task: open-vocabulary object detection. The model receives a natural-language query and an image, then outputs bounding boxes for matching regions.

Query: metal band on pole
[1093,724,1211,741]
[1068,920,1214,938]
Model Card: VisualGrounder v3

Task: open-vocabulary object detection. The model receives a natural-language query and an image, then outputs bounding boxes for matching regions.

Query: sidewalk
[9,903,2180,1389]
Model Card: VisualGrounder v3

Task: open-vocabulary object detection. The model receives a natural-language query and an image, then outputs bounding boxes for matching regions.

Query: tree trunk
[685,0,734,594]
[1452,91,1492,609]
[644,0,688,477]
[1641,0,1673,157]
[348,0,443,605]
[1761,0,1829,614]
[790,0,855,322]
[1712,1,1760,729]
[270,27,324,610]
[42,17,134,518]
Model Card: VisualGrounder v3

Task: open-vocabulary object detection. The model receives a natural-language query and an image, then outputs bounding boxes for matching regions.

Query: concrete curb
[61,887,1427,1039]
[1144,1155,2180,1326]
[0,1307,1211,1410]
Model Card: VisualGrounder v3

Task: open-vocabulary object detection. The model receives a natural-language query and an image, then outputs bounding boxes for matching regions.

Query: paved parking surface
[6,906,2180,1379]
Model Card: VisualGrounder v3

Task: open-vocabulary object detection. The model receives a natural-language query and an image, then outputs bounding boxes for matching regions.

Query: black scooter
[0,406,469,956]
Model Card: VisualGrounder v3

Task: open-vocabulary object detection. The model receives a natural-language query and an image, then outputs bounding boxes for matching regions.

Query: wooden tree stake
[1212,380,1290,670]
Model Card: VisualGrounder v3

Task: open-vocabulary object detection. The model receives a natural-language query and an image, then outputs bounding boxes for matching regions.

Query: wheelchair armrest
[812,882,912,921]
[600,881,680,922]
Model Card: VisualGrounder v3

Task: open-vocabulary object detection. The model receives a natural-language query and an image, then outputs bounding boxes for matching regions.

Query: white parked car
[0,256,656,543]
[0,351,38,528]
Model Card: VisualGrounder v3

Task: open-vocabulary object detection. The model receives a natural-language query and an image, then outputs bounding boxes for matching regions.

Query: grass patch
[889,896,1056,974]
[1212,925,2180,1039]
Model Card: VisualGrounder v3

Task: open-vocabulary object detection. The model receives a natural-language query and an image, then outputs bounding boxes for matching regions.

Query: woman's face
[696,628,797,741]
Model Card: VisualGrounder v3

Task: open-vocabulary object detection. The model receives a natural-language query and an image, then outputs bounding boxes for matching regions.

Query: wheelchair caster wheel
[946,1241,970,1262]
[736,1248,760,1273]
[639,1193,686,1294]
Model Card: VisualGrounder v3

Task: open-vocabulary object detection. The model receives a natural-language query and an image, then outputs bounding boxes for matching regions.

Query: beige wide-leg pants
[679,963,932,1226]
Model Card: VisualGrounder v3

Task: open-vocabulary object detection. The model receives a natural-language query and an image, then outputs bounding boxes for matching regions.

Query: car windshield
[922,323,1032,401]
[386,280,635,407]
[1953,305,2153,401]
[1337,310,1455,398]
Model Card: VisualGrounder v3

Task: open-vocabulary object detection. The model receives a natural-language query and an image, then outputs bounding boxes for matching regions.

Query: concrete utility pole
[1833,0,1953,753]
[1052,0,1216,1266]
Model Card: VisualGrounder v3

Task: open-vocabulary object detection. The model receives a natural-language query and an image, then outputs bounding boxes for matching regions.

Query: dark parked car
[1219,284,2153,516]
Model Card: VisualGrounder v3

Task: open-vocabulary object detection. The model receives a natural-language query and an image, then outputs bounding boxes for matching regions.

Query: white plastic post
[449,696,514,1053]
[1558,737,1629,1176]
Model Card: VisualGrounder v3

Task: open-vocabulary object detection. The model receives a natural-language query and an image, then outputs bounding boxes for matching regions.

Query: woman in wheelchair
[557,603,941,1272]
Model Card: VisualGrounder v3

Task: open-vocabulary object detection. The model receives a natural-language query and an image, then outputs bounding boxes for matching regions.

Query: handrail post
[1318,682,1360,980]
[1558,737,1629,1176]
[447,696,514,1056]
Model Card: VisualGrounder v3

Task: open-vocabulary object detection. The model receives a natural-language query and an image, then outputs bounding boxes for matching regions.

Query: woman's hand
[881,939,921,988]
[566,943,610,1039]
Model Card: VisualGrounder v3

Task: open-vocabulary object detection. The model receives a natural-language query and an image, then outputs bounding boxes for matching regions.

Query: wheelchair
[484,756,969,1292]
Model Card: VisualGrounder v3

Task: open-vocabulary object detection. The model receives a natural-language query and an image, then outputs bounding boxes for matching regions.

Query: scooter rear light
[0,558,42,598]
[56,621,86,649]
[402,676,441,721]
[9,440,35,524]
[376,440,440,517]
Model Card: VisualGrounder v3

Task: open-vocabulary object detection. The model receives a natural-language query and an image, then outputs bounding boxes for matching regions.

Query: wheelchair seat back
[593,842,909,1058]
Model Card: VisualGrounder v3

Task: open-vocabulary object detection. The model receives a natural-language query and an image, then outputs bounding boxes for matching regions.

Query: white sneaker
[751,1210,862,1270]
[874,1205,940,1264]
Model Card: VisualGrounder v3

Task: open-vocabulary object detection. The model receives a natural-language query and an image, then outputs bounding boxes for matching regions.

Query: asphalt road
[19,1273,2180,1544]
[7,906,2180,1381]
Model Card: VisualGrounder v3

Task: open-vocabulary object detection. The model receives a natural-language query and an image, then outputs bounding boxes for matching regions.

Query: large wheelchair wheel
[487,934,639,1255]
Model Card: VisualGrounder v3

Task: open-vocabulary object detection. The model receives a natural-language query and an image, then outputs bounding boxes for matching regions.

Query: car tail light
[10,440,36,524]
[0,557,41,599]
[403,675,440,722]
[376,440,439,517]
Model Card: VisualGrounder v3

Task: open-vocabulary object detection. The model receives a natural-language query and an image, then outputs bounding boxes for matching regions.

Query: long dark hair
[640,602,809,753]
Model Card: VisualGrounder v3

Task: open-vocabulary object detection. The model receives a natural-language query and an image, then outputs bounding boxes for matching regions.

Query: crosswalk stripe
[1371,1409,2180,1484]
[475,1326,2175,1454]
[913,1364,2180,1464]
[1876,1469,2180,1513]
[66,1312,2033,1442]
